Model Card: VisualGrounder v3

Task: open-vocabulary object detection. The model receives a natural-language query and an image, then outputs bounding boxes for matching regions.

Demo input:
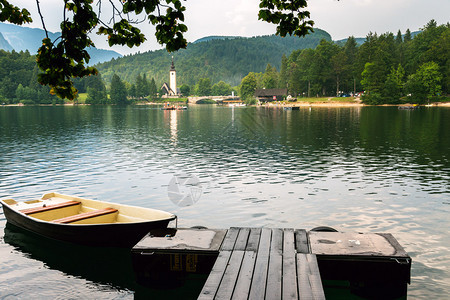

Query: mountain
[334,31,421,46]
[334,37,366,46]
[0,22,122,65]
[0,32,13,51]
[193,36,240,44]
[97,29,332,87]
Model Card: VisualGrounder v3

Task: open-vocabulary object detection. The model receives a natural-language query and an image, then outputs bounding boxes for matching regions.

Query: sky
[9,0,450,55]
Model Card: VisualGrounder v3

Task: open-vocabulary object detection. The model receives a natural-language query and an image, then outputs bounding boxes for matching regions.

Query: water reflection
[3,223,135,289]
[168,110,178,145]
[0,105,449,298]
[1,223,206,299]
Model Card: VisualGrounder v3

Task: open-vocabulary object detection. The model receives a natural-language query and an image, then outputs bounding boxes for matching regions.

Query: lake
[0,105,449,299]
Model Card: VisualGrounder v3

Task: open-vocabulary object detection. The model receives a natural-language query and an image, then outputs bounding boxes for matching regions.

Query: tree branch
[35,0,48,39]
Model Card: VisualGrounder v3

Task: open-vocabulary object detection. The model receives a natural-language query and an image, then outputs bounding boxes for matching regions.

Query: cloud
[5,0,450,55]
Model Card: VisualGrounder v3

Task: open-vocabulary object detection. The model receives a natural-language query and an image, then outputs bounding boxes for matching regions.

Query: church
[161,57,180,97]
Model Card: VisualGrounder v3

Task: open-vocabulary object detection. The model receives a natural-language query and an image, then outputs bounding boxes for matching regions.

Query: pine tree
[279,54,288,89]
[149,78,157,98]
[395,30,403,44]
[110,74,128,104]
[263,64,278,89]
[404,29,412,42]
[135,74,144,98]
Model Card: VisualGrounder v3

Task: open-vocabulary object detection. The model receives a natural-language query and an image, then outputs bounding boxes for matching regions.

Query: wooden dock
[198,227,325,300]
[132,227,411,299]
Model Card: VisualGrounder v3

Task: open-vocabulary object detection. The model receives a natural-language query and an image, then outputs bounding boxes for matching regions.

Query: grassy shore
[296,97,358,103]
[76,93,88,104]
[263,97,363,107]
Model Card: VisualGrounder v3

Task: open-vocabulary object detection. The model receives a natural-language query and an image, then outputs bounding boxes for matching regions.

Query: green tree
[289,48,315,96]
[405,74,427,103]
[149,78,157,98]
[361,62,383,104]
[383,64,405,103]
[136,73,150,98]
[343,36,359,94]
[312,39,340,96]
[331,49,347,96]
[404,29,412,42]
[0,77,16,100]
[110,74,127,104]
[196,78,212,96]
[142,73,150,96]
[212,81,232,96]
[263,64,278,89]
[278,54,288,89]
[179,84,190,96]
[1,0,315,100]
[240,72,258,100]
[128,84,137,98]
[86,75,108,104]
[411,61,443,103]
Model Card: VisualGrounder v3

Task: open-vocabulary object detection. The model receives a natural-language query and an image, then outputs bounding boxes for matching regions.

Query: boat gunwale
[0,192,177,227]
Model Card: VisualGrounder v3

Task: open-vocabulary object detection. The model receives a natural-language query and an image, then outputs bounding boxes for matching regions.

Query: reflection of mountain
[0,22,121,65]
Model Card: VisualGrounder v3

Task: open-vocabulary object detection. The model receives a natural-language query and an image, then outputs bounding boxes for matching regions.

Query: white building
[161,57,179,97]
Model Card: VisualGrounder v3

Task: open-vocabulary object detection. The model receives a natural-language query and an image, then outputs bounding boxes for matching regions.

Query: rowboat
[161,106,187,110]
[0,192,177,247]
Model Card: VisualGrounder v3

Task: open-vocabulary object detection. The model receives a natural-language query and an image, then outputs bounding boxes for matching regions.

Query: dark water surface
[0,105,449,299]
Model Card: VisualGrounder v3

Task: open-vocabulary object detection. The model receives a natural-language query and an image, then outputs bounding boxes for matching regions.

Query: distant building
[254,88,288,102]
[161,57,179,97]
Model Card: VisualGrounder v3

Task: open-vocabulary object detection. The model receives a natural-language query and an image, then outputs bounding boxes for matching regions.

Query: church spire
[170,56,176,71]
[169,56,177,95]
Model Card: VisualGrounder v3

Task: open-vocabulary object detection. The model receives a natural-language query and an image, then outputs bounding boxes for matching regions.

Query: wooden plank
[283,228,298,300]
[297,253,325,300]
[306,254,325,299]
[266,228,283,300]
[297,253,313,299]
[52,208,118,224]
[295,229,309,253]
[221,227,240,251]
[234,228,250,251]
[20,201,80,215]
[246,228,262,252]
[231,251,257,300]
[215,250,245,300]
[248,228,272,300]
[270,228,283,252]
[198,251,232,300]
[377,233,409,257]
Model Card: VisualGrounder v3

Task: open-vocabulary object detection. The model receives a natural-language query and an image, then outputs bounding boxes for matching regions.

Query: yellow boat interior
[1,192,174,225]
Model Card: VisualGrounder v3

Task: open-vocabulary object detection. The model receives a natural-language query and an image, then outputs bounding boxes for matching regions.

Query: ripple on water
[1,106,449,298]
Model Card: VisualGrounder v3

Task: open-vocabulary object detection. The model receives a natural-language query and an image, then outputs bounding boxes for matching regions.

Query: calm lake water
[0,105,449,299]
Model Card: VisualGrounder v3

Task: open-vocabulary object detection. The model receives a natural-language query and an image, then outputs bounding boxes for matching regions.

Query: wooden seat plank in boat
[20,201,80,215]
[1,192,176,247]
[53,208,118,224]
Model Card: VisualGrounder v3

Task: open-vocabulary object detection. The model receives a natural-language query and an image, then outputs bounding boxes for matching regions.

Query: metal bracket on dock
[392,257,410,265]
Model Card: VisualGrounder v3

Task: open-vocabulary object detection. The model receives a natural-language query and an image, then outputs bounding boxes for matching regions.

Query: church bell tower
[169,56,177,95]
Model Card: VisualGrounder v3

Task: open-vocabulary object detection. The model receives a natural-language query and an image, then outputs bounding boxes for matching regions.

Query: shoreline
[262,102,450,108]
[2,101,450,108]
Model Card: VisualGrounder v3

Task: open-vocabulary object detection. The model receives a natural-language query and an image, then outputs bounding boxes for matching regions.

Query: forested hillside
[96,30,331,87]
[0,50,60,104]
[271,20,449,104]
[1,21,447,106]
